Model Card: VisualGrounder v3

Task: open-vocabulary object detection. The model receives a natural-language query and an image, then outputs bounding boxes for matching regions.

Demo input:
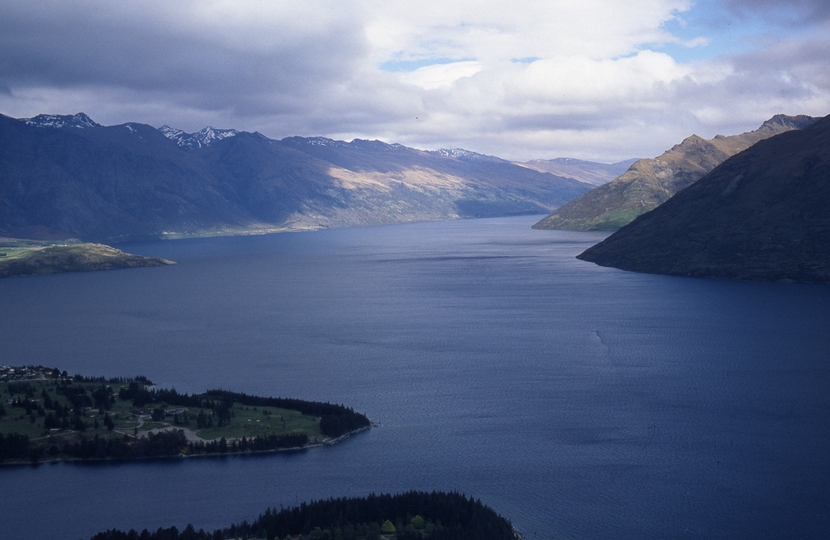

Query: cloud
[0,0,828,161]
[0,0,369,124]
[400,61,484,90]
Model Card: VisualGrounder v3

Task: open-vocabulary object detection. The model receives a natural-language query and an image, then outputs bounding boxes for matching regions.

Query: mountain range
[0,113,592,242]
[577,113,830,283]
[533,114,818,231]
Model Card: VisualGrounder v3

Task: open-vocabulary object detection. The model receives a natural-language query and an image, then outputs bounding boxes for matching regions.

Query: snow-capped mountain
[24,113,101,129]
[2,111,592,242]
[159,125,239,149]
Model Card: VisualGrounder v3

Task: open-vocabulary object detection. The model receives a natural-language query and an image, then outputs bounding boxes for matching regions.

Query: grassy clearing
[196,406,321,440]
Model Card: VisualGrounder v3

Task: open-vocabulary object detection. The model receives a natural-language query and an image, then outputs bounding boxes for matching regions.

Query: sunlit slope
[533,115,817,231]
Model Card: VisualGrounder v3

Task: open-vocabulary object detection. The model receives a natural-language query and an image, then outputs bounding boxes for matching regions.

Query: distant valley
[521,157,638,186]
[0,113,595,243]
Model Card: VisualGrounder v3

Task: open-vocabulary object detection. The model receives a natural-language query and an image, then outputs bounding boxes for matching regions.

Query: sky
[1,0,829,162]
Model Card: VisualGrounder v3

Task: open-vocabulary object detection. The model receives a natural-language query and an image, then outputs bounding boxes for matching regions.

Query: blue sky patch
[380,58,476,73]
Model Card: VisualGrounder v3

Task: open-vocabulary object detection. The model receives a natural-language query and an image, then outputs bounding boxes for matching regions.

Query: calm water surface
[1,216,829,539]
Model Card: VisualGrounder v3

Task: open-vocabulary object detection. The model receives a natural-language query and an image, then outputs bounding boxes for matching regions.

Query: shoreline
[0,424,373,467]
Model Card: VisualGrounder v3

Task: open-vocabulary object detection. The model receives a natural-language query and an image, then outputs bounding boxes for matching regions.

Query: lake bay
[1,216,829,539]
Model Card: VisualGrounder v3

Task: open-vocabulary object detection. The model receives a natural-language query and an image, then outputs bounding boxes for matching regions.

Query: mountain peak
[159,125,238,149]
[23,113,100,129]
[759,114,817,131]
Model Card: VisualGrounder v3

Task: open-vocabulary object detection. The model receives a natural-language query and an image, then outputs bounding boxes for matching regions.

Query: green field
[197,405,321,440]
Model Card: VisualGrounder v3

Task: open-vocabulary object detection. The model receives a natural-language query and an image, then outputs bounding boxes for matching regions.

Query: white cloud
[400,61,484,90]
[366,0,692,62]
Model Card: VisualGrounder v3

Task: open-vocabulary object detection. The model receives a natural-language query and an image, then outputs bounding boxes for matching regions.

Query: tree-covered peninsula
[90,491,521,540]
[0,365,370,463]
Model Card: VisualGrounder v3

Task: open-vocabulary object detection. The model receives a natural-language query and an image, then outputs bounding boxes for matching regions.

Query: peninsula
[0,365,371,463]
[0,241,175,278]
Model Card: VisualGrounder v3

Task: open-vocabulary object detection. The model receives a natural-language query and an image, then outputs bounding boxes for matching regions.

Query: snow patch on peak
[158,125,238,149]
[24,112,100,129]
[159,125,184,137]
[306,137,348,147]
[434,148,501,162]
[195,126,239,145]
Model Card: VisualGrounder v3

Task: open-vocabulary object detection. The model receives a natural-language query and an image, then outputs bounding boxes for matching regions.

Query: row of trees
[24,431,190,462]
[71,373,152,385]
[187,432,309,455]
[90,491,517,540]
[1,429,312,463]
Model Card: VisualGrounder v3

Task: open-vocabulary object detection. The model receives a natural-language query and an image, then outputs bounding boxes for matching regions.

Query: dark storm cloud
[0,1,368,118]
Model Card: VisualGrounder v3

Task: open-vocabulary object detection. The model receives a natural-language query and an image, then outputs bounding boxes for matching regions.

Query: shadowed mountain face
[576,113,830,283]
[532,115,817,231]
[0,114,591,242]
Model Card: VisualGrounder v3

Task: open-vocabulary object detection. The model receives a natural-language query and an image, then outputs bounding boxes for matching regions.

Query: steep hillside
[0,114,246,241]
[576,114,830,283]
[533,115,817,231]
[0,113,591,241]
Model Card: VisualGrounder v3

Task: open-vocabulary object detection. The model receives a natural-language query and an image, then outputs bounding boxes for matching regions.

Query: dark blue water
[2,216,830,540]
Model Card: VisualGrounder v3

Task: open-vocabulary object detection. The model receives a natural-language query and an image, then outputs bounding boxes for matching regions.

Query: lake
[1,216,829,539]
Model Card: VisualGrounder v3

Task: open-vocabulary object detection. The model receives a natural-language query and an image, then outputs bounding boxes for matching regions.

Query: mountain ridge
[532,114,818,231]
[0,112,592,242]
[576,113,830,283]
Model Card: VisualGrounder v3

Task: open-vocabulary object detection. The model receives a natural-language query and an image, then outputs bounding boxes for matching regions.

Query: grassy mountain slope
[533,115,817,231]
[576,114,830,283]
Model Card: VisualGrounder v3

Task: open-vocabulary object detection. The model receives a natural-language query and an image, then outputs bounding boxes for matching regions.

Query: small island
[91,490,522,540]
[0,365,371,464]
[0,241,175,278]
